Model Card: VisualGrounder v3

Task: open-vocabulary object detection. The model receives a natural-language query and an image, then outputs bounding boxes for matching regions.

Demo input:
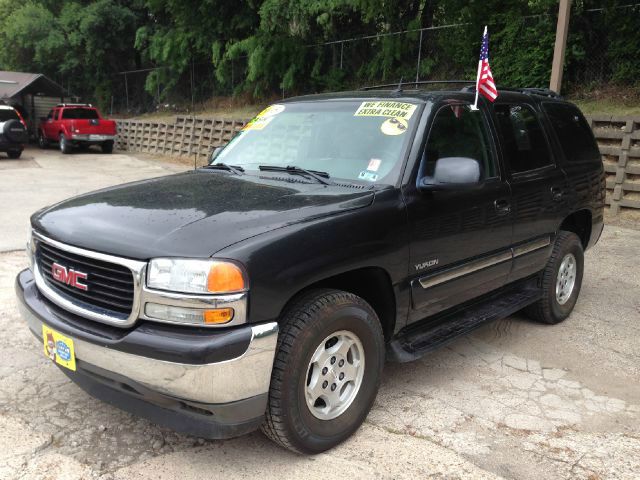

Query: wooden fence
[587,115,640,215]
[115,114,640,215]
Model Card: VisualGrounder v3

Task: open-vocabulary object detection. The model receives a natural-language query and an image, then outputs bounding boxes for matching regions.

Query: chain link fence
[108,4,639,117]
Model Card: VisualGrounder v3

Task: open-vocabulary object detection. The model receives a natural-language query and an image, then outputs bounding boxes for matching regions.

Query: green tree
[135,0,260,100]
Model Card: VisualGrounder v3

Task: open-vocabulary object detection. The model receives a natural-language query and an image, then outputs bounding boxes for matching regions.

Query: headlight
[147,258,247,294]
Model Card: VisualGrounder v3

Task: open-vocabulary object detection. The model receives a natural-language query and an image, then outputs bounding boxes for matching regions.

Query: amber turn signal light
[207,262,246,293]
[204,308,235,324]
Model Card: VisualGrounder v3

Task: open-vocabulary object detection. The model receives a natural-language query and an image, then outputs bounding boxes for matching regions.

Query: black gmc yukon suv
[16,86,604,454]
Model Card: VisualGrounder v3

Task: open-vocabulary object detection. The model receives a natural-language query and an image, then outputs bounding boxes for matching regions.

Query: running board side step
[387,286,542,363]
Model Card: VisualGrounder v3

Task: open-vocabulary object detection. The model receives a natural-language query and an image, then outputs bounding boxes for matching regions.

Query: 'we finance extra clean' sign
[353,101,417,120]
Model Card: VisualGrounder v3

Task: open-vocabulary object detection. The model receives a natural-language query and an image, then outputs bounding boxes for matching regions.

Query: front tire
[526,231,584,324]
[262,289,384,454]
[59,134,71,154]
[7,150,22,159]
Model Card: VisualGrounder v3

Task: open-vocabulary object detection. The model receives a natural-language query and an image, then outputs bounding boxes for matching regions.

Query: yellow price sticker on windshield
[242,116,273,131]
[380,117,408,135]
[354,101,417,120]
[256,104,285,118]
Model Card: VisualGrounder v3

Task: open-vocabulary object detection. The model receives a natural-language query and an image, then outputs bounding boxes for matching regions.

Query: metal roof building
[0,71,66,137]
[0,71,65,100]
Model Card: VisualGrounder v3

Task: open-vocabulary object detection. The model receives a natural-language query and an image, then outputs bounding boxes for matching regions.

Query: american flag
[477,27,498,102]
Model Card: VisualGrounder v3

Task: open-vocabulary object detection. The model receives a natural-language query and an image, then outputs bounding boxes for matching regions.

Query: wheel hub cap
[304,330,365,420]
[556,253,577,305]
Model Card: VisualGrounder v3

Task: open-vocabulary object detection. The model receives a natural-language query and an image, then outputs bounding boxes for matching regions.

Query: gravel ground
[0,148,638,479]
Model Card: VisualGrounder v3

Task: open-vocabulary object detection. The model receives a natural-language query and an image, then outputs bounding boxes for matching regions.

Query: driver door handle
[551,186,564,201]
[494,199,511,215]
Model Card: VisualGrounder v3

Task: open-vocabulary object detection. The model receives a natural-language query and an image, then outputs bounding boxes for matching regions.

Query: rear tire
[59,134,71,154]
[262,289,384,454]
[525,231,584,324]
[38,131,49,149]
[7,150,21,159]
[101,141,113,153]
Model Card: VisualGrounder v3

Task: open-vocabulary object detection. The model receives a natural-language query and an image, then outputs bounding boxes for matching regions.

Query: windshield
[62,108,99,119]
[212,100,421,184]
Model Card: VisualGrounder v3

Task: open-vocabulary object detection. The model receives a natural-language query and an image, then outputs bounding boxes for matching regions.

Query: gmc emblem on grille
[51,262,88,291]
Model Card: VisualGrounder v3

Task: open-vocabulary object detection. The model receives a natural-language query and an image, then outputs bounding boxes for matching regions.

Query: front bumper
[16,268,278,439]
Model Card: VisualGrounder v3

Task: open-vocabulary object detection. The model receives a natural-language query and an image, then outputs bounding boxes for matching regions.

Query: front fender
[214,188,410,325]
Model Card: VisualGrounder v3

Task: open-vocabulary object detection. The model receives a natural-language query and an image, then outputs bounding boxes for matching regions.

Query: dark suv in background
[0,105,28,158]
[16,85,604,454]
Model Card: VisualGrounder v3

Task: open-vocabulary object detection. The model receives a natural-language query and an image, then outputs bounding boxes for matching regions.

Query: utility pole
[550,0,571,94]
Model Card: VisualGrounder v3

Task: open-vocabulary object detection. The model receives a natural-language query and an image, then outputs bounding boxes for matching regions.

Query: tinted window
[62,108,99,119]
[421,104,496,179]
[494,104,552,173]
[53,110,60,120]
[46,110,53,120]
[543,103,600,163]
[0,109,19,122]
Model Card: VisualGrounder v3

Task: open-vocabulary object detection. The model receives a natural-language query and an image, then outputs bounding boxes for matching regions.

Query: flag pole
[471,26,487,111]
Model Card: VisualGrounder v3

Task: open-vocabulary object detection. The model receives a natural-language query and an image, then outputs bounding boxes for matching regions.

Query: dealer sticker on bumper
[42,325,76,371]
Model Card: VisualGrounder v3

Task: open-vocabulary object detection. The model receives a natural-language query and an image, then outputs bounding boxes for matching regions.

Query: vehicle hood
[32,170,375,259]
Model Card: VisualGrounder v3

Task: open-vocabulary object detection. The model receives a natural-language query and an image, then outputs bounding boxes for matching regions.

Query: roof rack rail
[56,103,93,108]
[360,80,474,91]
[495,87,562,98]
[460,85,563,99]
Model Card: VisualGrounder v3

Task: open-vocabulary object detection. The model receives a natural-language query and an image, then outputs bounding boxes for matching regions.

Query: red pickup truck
[38,104,117,154]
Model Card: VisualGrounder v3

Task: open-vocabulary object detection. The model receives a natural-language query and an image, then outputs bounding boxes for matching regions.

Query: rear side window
[62,108,99,119]
[0,109,19,122]
[494,104,552,174]
[543,103,600,163]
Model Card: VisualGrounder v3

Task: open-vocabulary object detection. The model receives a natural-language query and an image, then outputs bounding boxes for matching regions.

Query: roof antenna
[394,77,404,94]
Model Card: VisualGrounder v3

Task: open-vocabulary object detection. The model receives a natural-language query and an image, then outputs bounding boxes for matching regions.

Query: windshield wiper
[258,165,333,185]
[202,163,245,175]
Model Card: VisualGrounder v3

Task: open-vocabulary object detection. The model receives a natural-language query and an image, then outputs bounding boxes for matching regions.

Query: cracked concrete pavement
[1,148,639,479]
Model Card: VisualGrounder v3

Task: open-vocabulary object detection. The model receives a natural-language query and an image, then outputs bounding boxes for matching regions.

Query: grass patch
[571,99,640,116]
[568,84,640,116]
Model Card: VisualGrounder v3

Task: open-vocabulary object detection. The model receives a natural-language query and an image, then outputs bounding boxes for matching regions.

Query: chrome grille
[36,240,135,316]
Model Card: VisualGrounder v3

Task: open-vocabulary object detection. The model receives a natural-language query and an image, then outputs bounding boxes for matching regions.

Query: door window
[494,104,552,173]
[542,103,600,163]
[46,110,53,120]
[53,109,60,120]
[420,104,496,180]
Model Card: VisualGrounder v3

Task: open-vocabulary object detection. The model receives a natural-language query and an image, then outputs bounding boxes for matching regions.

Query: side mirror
[209,146,224,163]
[418,157,481,191]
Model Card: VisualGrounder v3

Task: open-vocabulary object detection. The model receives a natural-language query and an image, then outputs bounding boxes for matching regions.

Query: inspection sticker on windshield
[43,325,76,371]
[367,158,382,171]
[358,171,379,182]
[354,101,417,120]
